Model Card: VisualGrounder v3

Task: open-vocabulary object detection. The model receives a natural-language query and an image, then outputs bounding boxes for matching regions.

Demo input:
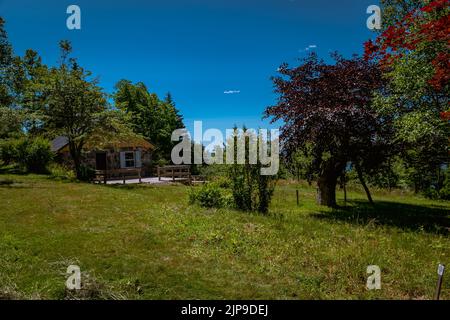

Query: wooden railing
[157,165,191,182]
[94,168,142,184]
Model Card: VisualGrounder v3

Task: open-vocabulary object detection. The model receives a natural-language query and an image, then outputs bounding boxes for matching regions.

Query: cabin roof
[50,136,69,152]
[50,135,155,153]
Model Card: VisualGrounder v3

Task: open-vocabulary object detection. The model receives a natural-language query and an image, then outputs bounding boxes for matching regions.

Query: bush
[78,164,95,182]
[439,170,450,200]
[211,175,232,189]
[189,183,231,209]
[225,129,277,214]
[16,137,53,173]
[0,139,20,165]
[424,186,440,200]
[1,137,53,173]
[439,185,450,200]
[48,163,76,181]
[228,163,276,214]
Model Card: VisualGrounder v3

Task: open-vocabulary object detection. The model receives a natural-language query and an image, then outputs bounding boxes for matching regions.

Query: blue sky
[0,0,379,134]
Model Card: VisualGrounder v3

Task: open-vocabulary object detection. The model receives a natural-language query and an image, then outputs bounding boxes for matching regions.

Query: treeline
[0,17,184,179]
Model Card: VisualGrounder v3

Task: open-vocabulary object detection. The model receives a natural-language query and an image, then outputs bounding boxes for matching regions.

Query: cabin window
[120,150,142,168]
[124,152,135,168]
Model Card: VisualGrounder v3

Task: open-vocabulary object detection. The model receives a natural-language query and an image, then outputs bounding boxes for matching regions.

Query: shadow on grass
[104,183,157,190]
[0,166,27,175]
[0,179,31,189]
[312,200,450,235]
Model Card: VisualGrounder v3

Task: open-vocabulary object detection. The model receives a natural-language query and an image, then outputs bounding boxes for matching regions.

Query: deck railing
[157,165,191,183]
[94,168,142,184]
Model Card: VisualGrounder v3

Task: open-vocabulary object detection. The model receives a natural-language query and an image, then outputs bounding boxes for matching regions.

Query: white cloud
[224,90,241,94]
[300,44,318,52]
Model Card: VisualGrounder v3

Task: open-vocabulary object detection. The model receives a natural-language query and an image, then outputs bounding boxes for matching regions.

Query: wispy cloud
[299,44,318,53]
[224,90,241,94]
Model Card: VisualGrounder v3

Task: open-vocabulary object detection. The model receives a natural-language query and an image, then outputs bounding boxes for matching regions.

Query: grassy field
[0,174,449,300]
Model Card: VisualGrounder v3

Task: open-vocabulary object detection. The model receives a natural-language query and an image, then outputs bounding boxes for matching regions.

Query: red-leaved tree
[364,0,449,92]
[265,54,392,207]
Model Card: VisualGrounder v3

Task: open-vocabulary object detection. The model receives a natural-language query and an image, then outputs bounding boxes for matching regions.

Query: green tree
[367,0,449,194]
[113,81,185,161]
[0,17,14,108]
[42,41,107,179]
[0,106,23,139]
[380,0,425,30]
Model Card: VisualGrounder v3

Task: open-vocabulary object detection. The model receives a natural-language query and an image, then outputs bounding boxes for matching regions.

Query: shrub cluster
[189,183,232,209]
[228,163,276,214]
[0,137,53,173]
[48,163,76,181]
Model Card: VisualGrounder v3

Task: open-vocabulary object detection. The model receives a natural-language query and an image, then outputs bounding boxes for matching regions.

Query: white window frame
[120,150,142,169]
[120,151,135,168]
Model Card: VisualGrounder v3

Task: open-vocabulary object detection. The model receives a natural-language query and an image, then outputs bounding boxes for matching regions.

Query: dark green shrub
[0,139,21,165]
[16,137,53,173]
[189,183,231,208]
[228,163,276,214]
[439,170,450,200]
[424,186,440,200]
[78,164,95,182]
[226,129,277,214]
[439,185,450,200]
[212,175,232,189]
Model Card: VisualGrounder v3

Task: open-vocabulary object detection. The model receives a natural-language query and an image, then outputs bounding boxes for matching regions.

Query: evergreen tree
[113,81,185,161]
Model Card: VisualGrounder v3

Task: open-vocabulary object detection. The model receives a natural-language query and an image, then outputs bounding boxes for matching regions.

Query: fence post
[435,264,445,300]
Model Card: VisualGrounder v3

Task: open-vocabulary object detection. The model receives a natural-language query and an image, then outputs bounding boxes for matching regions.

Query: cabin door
[95,152,107,170]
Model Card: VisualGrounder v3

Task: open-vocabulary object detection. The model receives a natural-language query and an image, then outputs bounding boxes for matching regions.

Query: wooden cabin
[51,135,155,178]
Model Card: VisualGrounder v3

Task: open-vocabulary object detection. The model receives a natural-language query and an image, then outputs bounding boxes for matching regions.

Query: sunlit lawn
[0,174,448,299]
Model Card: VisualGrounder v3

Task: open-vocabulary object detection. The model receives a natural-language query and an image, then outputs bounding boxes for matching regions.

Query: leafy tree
[15,49,50,134]
[265,53,391,207]
[41,41,107,179]
[0,106,23,139]
[379,0,426,31]
[366,0,449,93]
[0,17,50,136]
[0,17,14,108]
[285,145,315,184]
[365,0,449,194]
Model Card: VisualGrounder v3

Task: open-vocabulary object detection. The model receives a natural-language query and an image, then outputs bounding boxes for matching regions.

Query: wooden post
[123,173,125,185]
[139,170,142,184]
[104,170,107,185]
[343,176,347,205]
[435,264,445,300]
[296,190,299,206]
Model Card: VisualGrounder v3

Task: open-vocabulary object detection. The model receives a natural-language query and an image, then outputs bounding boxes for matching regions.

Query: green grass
[0,174,449,300]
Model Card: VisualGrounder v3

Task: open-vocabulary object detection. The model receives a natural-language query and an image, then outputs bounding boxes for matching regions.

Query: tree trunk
[317,174,339,207]
[316,161,344,207]
[69,141,83,180]
[355,162,374,205]
[341,174,347,205]
[437,165,442,192]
